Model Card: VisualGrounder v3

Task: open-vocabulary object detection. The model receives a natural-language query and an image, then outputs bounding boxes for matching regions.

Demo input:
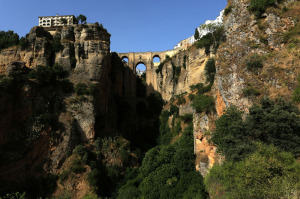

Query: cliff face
[156,0,299,176]
[0,24,134,197]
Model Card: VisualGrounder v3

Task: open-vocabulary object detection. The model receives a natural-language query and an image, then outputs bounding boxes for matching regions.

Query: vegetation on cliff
[206,98,300,198]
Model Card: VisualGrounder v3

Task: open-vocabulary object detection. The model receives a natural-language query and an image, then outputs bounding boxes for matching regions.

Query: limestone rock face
[0,27,52,74]
[157,0,299,176]
[157,47,207,101]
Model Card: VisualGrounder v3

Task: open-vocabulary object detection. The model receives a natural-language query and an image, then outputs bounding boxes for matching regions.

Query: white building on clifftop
[174,10,224,49]
[38,14,75,27]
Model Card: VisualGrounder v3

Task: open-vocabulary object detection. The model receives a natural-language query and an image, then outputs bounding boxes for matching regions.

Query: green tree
[77,14,87,24]
[194,28,200,40]
[191,94,215,114]
[205,143,300,199]
[204,58,216,84]
[211,98,300,161]
[0,30,19,51]
[60,18,68,25]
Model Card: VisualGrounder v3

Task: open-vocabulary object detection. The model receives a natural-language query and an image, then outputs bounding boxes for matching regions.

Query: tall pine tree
[194,28,200,40]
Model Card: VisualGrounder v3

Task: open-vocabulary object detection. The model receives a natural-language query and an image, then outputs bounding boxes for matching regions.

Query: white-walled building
[38,14,75,27]
[174,10,224,49]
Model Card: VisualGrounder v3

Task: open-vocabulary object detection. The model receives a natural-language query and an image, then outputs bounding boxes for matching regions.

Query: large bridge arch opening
[136,62,146,73]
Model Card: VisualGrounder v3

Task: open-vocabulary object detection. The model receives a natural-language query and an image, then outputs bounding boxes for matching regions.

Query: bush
[205,58,216,84]
[191,95,215,114]
[196,33,213,55]
[188,94,195,101]
[190,83,211,95]
[175,93,186,105]
[180,114,193,123]
[75,83,95,96]
[283,23,300,43]
[224,5,232,16]
[242,87,261,97]
[73,145,86,157]
[205,143,300,199]
[52,35,64,52]
[248,0,279,18]
[293,87,300,103]
[170,105,179,116]
[0,30,19,51]
[211,98,300,161]
[245,54,263,72]
[70,159,86,174]
[19,37,29,49]
[28,65,57,85]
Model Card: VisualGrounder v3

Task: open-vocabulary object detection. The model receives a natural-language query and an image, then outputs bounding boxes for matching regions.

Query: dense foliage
[224,5,232,16]
[196,24,224,54]
[211,98,300,161]
[204,58,216,84]
[249,0,282,18]
[206,143,300,199]
[117,123,208,199]
[293,76,300,103]
[245,54,263,72]
[191,94,215,114]
[0,31,19,51]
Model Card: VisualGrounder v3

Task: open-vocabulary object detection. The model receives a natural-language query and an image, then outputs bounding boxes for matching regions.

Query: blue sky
[0,0,227,53]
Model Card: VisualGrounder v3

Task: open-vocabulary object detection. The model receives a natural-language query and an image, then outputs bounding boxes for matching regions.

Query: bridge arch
[153,55,161,63]
[121,56,129,63]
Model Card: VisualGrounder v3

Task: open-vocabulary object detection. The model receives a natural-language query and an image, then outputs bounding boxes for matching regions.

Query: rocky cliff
[0,23,140,197]
[156,0,299,176]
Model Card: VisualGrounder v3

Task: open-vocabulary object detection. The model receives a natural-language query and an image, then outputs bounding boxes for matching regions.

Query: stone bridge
[117,49,180,95]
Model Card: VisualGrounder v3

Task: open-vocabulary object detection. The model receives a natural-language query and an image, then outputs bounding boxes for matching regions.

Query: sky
[0,0,227,53]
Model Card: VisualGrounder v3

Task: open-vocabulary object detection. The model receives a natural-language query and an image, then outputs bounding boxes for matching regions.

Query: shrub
[224,5,232,16]
[248,0,279,18]
[205,58,216,84]
[52,63,65,78]
[175,93,186,105]
[52,35,64,52]
[196,24,225,54]
[73,145,86,157]
[70,159,86,174]
[19,37,29,49]
[293,87,300,103]
[211,98,300,161]
[190,83,211,95]
[245,54,263,71]
[75,83,95,96]
[28,65,56,85]
[283,23,300,43]
[293,76,300,103]
[170,105,179,116]
[0,30,19,51]
[196,33,213,55]
[242,87,261,97]
[191,95,215,114]
[205,143,300,199]
[174,121,182,135]
[188,94,195,101]
[180,114,193,123]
